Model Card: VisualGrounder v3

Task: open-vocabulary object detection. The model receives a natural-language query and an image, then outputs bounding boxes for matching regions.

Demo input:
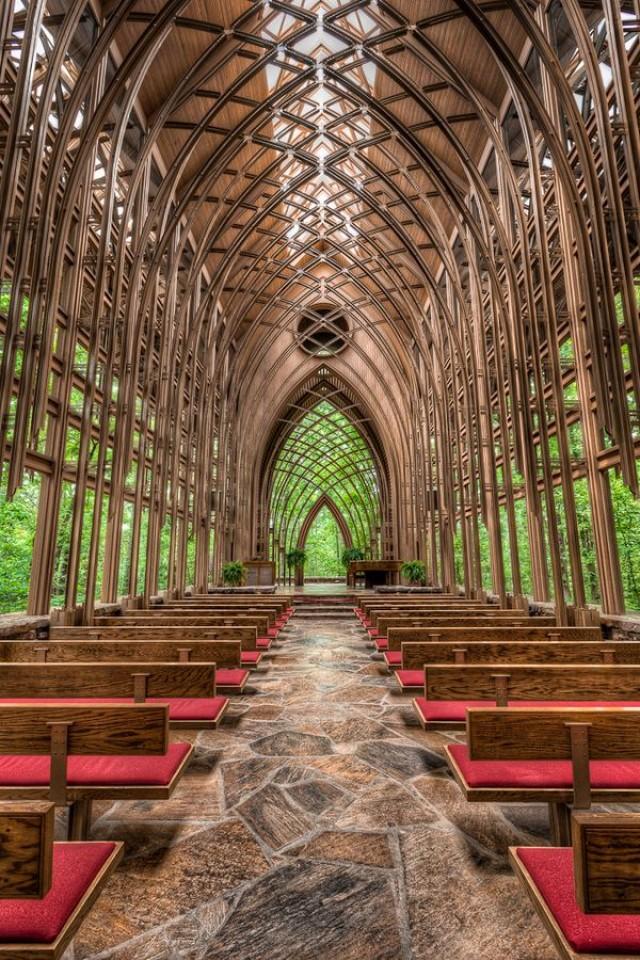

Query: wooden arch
[297,495,353,554]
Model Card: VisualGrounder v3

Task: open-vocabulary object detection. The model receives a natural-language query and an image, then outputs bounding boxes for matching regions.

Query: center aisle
[73,599,556,960]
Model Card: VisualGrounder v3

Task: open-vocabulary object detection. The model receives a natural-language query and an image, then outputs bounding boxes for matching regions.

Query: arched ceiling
[105,0,532,382]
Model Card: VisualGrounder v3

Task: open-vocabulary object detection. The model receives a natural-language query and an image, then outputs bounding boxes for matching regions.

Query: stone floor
[69,610,558,960]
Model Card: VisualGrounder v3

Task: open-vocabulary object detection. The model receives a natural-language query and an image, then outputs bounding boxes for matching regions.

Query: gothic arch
[297,495,354,555]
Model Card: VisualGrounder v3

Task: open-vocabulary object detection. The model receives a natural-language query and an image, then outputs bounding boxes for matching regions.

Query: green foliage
[0,474,40,613]
[401,560,426,585]
[609,468,640,611]
[477,522,492,592]
[222,561,245,586]
[270,401,381,558]
[342,546,364,566]
[304,508,345,577]
[285,548,307,569]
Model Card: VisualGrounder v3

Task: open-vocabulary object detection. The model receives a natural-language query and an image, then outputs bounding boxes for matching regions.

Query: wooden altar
[347,560,403,589]
[243,560,276,586]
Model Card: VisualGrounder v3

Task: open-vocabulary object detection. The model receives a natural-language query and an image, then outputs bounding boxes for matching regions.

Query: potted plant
[285,548,307,587]
[341,546,365,568]
[222,561,246,587]
[401,560,426,587]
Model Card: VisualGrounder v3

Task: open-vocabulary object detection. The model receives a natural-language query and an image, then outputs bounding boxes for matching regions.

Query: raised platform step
[294,606,354,619]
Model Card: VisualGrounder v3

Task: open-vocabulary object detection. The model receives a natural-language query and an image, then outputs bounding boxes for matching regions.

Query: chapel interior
[1,1,640,958]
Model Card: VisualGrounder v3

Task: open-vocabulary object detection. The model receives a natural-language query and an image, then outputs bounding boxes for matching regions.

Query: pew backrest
[0,662,217,699]
[94,614,270,634]
[426,663,640,704]
[401,639,625,669]
[378,615,554,635]
[0,639,241,668]
[369,605,489,628]
[572,813,640,913]
[0,703,170,755]
[466,707,640,760]
[50,625,258,652]
[0,801,54,898]
[390,625,601,653]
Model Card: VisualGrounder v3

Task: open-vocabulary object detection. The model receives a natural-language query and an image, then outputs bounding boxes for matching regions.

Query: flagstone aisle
[73,609,557,960]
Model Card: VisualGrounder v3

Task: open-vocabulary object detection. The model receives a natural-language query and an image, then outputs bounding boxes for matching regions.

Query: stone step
[293,609,355,619]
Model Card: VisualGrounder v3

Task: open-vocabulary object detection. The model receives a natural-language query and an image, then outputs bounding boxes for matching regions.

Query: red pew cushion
[414,697,492,723]
[267,628,278,638]
[414,697,640,725]
[0,842,117,944]
[0,741,191,787]
[0,696,228,724]
[517,847,640,952]
[384,652,402,667]
[256,637,272,650]
[396,670,423,689]
[216,669,248,689]
[375,639,388,651]
[449,743,640,790]
[149,696,228,722]
[367,629,379,637]
[241,651,262,665]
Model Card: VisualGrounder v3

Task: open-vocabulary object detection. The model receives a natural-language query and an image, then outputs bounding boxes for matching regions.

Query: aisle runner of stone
[72,606,557,960]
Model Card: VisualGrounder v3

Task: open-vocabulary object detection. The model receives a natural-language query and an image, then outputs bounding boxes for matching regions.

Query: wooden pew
[0,662,229,729]
[0,703,192,840]
[414,663,640,730]
[356,599,487,624]
[172,597,292,611]
[511,813,640,959]
[165,600,288,613]
[387,625,601,656]
[362,603,490,629]
[50,625,263,665]
[92,614,277,649]
[161,601,291,626]
[357,594,463,612]
[368,606,532,632]
[0,801,123,958]
[0,639,253,694]
[140,605,281,621]
[388,629,603,689]
[372,615,555,651]
[445,707,640,847]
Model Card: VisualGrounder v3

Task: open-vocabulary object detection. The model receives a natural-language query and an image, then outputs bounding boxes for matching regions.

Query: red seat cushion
[375,638,388,651]
[414,697,640,725]
[367,629,379,637]
[257,637,272,650]
[241,651,262,665]
[216,669,248,689]
[517,847,640,952]
[414,697,492,723]
[0,696,228,724]
[267,628,278,638]
[396,670,423,689]
[384,652,402,666]
[449,743,640,790]
[153,696,228,722]
[0,741,191,787]
[0,842,117,944]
